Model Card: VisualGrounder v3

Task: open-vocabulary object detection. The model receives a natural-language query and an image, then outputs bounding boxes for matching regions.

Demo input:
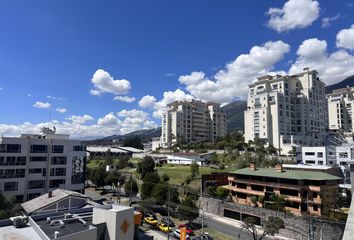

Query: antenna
[48,109,52,123]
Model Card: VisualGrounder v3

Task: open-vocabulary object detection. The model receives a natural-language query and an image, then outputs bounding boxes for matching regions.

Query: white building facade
[244,68,327,155]
[0,128,86,202]
[327,87,354,141]
[160,99,226,148]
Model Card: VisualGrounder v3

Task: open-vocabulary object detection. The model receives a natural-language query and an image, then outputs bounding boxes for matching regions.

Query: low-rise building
[0,128,86,202]
[166,152,213,165]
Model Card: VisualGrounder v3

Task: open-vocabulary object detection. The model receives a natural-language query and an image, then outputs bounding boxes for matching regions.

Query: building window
[52,145,64,153]
[305,160,316,164]
[318,161,323,165]
[30,156,47,162]
[4,182,18,191]
[29,168,42,174]
[305,152,315,156]
[50,168,66,176]
[339,152,348,158]
[73,145,85,151]
[49,179,65,188]
[317,152,323,158]
[0,144,21,153]
[30,145,47,153]
[313,204,318,211]
[28,180,45,189]
[51,157,67,165]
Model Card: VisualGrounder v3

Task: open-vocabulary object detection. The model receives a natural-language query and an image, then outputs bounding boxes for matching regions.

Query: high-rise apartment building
[0,127,86,202]
[244,68,327,155]
[160,99,226,148]
[327,87,354,137]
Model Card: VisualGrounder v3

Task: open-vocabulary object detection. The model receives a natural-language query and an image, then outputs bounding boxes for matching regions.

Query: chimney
[250,162,256,171]
[48,191,53,198]
[275,163,283,173]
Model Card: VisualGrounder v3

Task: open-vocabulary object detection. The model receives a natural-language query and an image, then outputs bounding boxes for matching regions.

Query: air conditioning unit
[10,216,29,228]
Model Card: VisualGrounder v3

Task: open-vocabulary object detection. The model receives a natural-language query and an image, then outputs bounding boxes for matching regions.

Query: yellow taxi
[158,223,171,233]
[144,217,158,226]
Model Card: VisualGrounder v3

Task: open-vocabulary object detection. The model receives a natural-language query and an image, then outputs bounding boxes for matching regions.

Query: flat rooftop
[231,167,341,181]
[0,224,42,240]
[35,213,93,239]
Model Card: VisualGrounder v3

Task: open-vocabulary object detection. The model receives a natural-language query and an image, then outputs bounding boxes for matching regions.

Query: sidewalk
[203,212,295,240]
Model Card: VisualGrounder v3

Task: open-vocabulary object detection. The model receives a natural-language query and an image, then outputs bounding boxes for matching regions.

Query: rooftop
[21,189,88,214]
[87,146,128,153]
[0,224,42,240]
[282,164,333,170]
[116,146,144,153]
[231,167,341,181]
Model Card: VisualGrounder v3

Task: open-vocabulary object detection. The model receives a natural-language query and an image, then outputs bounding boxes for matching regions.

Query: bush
[250,196,258,206]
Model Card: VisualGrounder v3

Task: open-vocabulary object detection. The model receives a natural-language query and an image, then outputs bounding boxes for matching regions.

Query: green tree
[105,170,125,188]
[151,183,169,205]
[117,157,129,170]
[250,196,258,206]
[242,216,284,240]
[161,173,170,182]
[177,197,199,222]
[270,194,288,212]
[123,136,143,149]
[190,161,199,179]
[90,166,107,189]
[322,187,346,220]
[215,186,229,199]
[137,156,155,179]
[0,194,15,220]
[124,178,139,196]
[206,186,217,196]
[141,172,160,199]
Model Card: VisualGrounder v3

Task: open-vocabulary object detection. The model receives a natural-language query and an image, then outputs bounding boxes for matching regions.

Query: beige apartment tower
[244,68,327,155]
[160,100,226,148]
[327,87,354,140]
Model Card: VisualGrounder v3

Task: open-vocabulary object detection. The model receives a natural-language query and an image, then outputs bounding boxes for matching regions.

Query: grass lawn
[156,165,237,185]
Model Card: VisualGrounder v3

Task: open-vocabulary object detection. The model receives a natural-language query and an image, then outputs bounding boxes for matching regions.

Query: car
[173,229,190,240]
[192,235,213,240]
[144,217,158,226]
[158,223,171,233]
[178,223,194,235]
[161,217,175,227]
[144,210,157,219]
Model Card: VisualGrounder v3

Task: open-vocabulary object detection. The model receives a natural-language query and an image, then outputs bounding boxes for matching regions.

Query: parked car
[158,223,171,233]
[178,223,194,235]
[144,217,158,226]
[173,229,190,240]
[161,217,175,227]
[144,210,157,219]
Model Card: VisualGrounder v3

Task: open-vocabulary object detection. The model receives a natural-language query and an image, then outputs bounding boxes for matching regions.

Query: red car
[178,224,194,235]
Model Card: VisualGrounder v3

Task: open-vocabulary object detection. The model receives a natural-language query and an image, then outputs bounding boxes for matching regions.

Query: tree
[0,194,15,220]
[123,136,143,149]
[322,187,346,220]
[117,157,129,170]
[169,187,180,207]
[215,186,229,199]
[270,194,287,212]
[161,173,170,182]
[137,156,155,179]
[177,197,199,222]
[242,216,284,240]
[89,166,107,189]
[190,161,199,179]
[105,170,125,189]
[151,183,169,205]
[141,172,160,199]
[124,178,139,196]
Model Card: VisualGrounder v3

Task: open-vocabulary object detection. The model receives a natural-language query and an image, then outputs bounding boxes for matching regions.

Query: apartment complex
[222,163,340,216]
[159,99,226,148]
[0,128,86,202]
[327,87,354,139]
[244,68,327,155]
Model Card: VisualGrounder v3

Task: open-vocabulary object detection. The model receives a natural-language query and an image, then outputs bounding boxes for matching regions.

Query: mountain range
[91,75,354,143]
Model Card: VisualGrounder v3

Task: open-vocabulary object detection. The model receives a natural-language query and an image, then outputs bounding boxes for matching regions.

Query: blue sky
[0,0,354,139]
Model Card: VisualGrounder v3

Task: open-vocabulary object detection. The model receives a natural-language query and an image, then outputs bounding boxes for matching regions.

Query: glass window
[30,145,47,153]
[51,157,67,165]
[30,156,47,162]
[4,182,18,191]
[28,180,45,189]
[52,145,64,153]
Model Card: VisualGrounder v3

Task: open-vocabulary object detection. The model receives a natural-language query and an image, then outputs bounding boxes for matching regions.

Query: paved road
[204,216,253,239]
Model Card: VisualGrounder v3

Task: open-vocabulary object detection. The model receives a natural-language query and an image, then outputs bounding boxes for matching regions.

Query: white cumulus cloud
[267,0,320,32]
[336,24,354,50]
[55,108,67,114]
[97,112,119,126]
[321,14,340,28]
[90,69,131,96]
[65,114,94,125]
[289,37,354,85]
[139,95,157,108]
[33,101,51,109]
[113,96,136,103]
[178,40,290,103]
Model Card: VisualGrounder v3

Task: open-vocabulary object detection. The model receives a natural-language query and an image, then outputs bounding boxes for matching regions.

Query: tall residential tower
[160,100,226,148]
[244,68,327,155]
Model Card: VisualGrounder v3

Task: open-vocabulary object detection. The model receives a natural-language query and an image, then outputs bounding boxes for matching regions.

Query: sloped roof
[21,189,88,214]
[117,146,144,153]
[232,167,341,181]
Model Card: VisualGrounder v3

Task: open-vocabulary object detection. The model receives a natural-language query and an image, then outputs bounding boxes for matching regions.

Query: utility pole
[129,173,133,207]
[167,185,170,240]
